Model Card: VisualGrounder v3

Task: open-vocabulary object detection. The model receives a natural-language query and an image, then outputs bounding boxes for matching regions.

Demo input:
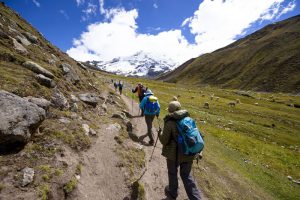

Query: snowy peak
[85,52,177,78]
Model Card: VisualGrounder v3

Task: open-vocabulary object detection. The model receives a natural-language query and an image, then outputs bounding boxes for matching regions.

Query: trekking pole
[149,116,162,162]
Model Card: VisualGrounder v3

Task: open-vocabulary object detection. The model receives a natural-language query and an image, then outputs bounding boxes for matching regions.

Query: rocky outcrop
[51,89,69,110]
[16,35,31,46]
[22,61,54,79]
[36,74,56,88]
[78,93,100,107]
[0,90,46,148]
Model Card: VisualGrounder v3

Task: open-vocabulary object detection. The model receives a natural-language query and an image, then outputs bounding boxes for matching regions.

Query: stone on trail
[78,93,100,107]
[82,124,90,136]
[23,61,54,79]
[21,167,35,187]
[36,74,56,88]
[106,123,122,132]
[59,63,71,75]
[0,90,45,149]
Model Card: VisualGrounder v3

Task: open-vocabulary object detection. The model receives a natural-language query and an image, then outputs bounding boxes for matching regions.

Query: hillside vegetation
[159,15,300,93]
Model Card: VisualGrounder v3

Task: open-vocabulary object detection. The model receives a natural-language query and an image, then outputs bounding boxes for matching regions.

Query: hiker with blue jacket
[159,101,202,200]
[140,89,160,145]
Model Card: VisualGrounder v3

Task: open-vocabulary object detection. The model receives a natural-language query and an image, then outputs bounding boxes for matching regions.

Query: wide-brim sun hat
[167,101,181,113]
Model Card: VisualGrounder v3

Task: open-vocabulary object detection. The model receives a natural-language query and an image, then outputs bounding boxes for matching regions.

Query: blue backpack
[145,96,159,114]
[176,117,204,155]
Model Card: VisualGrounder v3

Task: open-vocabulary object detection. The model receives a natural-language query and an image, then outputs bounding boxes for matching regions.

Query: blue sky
[5,0,300,64]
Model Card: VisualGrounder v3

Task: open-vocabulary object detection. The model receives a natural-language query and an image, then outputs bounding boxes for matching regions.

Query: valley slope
[159,15,300,93]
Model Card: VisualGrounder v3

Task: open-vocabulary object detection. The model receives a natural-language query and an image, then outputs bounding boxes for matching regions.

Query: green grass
[38,184,49,200]
[105,74,300,200]
[63,177,78,195]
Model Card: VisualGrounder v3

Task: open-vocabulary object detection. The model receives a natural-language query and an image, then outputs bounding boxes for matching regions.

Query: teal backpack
[176,117,204,155]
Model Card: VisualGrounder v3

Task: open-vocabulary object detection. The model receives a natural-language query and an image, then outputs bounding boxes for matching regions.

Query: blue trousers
[167,159,202,200]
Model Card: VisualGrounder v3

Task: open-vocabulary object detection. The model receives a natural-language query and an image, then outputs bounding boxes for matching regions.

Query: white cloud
[32,0,40,7]
[183,0,295,53]
[68,0,296,65]
[153,3,158,9]
[59,10,69,20]
[81,3,98,21]
[76,0,85,6]
[277,0,296,19]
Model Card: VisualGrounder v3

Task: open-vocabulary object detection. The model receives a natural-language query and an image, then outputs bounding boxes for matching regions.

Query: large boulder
[78,93,100,107]
[0,91,46,148]
[23,61,54,79]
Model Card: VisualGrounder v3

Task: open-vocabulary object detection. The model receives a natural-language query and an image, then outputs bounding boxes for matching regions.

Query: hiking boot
[164,186,176,200]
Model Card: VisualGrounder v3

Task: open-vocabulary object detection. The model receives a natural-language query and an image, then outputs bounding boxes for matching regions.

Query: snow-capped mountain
[84,52,177,78]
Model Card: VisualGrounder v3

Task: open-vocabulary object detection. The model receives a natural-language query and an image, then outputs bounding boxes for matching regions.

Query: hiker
[113,81,118,92]
[118,81,123,95]
[159,101,202,200]
[132,83,147,103]
[140,89,160,145]
[132,83,147,116]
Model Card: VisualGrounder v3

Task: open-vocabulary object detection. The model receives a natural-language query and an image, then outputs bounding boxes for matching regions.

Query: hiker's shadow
[128,132,152,146]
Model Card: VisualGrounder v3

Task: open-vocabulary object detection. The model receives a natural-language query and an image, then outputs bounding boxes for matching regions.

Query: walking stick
[149,116,162,162]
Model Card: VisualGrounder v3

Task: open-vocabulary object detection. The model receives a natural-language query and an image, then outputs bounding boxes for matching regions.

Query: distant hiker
[114,82,118,92]
[140,89,160,145]
[159,101,203,200]
[118,81,123,95]
[132,83,147,116]
[132,83,147,103]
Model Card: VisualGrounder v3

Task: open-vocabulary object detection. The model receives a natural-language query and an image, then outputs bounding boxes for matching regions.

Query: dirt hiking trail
[121,88,192,200]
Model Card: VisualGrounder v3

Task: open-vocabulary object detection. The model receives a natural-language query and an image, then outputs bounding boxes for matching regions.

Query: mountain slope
[85,51,176,78]
[159,15,300,93]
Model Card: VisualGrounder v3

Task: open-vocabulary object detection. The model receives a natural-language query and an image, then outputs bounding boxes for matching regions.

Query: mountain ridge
[159,15,300,93]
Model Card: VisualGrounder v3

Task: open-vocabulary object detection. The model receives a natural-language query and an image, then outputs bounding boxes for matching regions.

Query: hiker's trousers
[167,159,201,200]
[144,114,155,142]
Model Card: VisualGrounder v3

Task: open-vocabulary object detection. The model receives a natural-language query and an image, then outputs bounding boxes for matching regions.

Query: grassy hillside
[159,15,300,93]
[110,74,300,199]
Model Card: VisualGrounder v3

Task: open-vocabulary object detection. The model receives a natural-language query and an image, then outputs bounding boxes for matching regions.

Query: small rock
[23,61,54,79]
[77,62,87,70]
[70,103,78,112]
[12,37,27,54]
[106,123,121,132]
[292,180,300,185]
[82,124,90,136]
[51,89,69,110]
[89,128,97,136]
[101,103,108,112]
[75,175,81,180]
[21,167,34,187]
[225,128,231,131]
[70,94,79,103]
[16,35,31,46]
[287,175,293,180]
[78,93,100,107]
[23,32,38,44]
[59,63,71,75]
[36,74,55,88]
[59,117,70,124]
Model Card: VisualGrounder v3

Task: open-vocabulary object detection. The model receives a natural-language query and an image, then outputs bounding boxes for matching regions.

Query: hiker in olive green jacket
[159,101,201,200]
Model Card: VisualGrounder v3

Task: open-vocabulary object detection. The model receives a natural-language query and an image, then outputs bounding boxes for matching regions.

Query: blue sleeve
[140,96,147,110]
[156,101,161,115]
